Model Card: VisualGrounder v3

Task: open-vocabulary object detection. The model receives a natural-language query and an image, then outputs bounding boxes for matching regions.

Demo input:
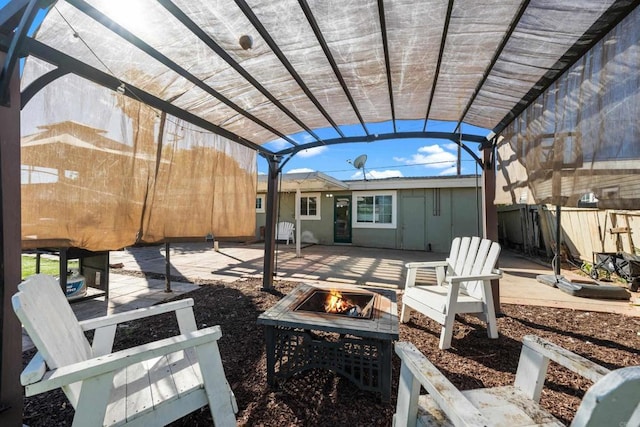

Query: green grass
[21,255,78,280]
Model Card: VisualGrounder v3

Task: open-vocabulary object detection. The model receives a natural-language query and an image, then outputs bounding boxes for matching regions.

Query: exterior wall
[256,185,482,251]
[396,187,482,253]
[254,192,336,244]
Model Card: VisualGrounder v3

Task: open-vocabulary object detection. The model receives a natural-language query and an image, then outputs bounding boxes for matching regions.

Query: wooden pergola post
[262,155,281,290]
[482,143,501,314]
[0,51,23,426]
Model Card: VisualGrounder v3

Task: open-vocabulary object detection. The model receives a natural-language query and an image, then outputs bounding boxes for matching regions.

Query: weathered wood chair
[276,221,295,244]
[13,274,237,426]
[394,335,640,426]
[400,236,502,349]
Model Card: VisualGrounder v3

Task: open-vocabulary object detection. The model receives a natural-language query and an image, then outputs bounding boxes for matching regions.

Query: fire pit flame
[293,288,376,319]
[324,290,362,317]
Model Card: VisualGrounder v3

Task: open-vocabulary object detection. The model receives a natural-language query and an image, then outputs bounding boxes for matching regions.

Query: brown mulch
[22,278,640,426]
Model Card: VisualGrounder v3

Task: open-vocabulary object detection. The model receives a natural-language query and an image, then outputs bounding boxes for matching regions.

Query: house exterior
[256,172,483,253]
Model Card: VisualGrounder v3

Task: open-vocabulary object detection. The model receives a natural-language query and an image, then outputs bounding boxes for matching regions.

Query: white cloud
[401,144,456,169]
[351,169,403,179]
[300,133,316,143]
[444,143,459,151]
[286,168,315,174]
[417,145,444,154]
[296,146,328,158]
[258,171,267,175]
[264,138,289,151]
[392,156,407,162]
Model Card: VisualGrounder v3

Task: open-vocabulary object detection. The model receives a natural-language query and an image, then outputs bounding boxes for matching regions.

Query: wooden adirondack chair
[400,236,502,349]
[394,335,640,427]
[13,274,237,426]
[276,221,295,244]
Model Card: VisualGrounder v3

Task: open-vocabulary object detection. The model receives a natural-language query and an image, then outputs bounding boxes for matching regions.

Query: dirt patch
[22,278,640,426]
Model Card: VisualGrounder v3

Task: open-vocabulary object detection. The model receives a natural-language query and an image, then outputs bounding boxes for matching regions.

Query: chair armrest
[521,335,611,383]
[79,298,195,331]
[21,351,47,386]
[395,342,489,427]
[24,325,223,395]
[514,335,611,402]
[448,269,502,284]
[405,260,449,269]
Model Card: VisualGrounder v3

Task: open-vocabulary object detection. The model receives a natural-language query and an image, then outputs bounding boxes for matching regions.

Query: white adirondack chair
[400,236,502,349]
[13,274,237,426]
[394,334,640,427]
[276,221,295,244]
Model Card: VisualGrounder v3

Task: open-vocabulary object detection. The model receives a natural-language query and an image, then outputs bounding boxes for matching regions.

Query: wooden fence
[497,205,640,264]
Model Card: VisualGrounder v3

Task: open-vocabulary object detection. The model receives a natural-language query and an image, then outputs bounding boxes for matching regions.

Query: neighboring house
[256,172,483,253]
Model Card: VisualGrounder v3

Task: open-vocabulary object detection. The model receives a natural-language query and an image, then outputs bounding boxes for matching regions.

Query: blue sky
[259,120,490,180]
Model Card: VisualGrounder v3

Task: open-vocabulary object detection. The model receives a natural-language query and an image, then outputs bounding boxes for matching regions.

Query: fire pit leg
[380,340,393,402]
[264,326,276,387]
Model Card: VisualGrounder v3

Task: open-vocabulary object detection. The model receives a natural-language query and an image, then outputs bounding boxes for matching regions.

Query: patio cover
[495,5,640,209]
[3,0,640,251]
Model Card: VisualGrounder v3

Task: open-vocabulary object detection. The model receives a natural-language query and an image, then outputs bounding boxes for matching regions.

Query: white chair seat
[105,349,205,426]
[403,286,484,317]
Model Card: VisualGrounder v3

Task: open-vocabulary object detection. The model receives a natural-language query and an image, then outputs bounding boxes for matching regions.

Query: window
[256,195,265,213]
[21,165,58,184]
[299,193,320,220]
[353,191,396,228]
[433,188,441,216]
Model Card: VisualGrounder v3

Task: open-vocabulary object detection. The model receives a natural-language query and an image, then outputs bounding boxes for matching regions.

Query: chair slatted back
[12,274,92,369]
[276,222,294,240]
[572,366,640,427]
[463,240,501,299]
[460,236,481,276]
[452,237,472,275]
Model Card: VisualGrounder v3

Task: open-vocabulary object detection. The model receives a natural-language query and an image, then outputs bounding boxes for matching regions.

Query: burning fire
[324,289,360,316]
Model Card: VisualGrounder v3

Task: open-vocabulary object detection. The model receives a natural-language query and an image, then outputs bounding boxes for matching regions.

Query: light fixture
[239,35,253,50]
[116,83,125,94]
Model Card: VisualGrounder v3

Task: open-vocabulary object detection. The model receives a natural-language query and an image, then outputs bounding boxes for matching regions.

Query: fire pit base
[257,283,399,402]
[270,326,390,398]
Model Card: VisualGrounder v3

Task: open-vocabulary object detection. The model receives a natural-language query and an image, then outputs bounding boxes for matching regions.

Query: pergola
[1,0,639,423]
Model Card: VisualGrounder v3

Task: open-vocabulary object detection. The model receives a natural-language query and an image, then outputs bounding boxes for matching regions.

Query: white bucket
[59,271,87,300]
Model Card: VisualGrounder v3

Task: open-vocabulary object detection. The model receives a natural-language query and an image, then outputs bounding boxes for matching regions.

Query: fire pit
[257,283,399,401]
[294,289,376,319]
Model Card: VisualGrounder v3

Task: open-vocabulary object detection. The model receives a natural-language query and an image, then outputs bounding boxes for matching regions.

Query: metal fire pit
[257,283,399,401]
[294,289,376,319]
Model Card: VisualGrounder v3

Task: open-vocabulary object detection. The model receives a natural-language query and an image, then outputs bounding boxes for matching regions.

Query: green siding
[256,185,481,251]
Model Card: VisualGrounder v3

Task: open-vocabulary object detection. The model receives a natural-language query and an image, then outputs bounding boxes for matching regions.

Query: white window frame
[352,190,397,229]
[299,192,321,220]
[256,195,265,213]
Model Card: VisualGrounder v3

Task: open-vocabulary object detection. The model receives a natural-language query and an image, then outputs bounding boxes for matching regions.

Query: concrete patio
[85,241,640,317]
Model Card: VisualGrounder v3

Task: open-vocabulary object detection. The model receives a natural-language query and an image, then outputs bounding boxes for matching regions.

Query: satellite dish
[353,154,367,169]
[349,154,368,180]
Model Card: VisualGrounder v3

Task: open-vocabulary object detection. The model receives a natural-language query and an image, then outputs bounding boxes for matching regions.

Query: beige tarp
[496,6,640,210]
[21,62,256,251]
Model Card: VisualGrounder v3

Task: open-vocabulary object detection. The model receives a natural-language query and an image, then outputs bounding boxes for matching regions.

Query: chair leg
[400,304,412,323]
[482,283,499,339]
[485,307,499,339]
[439,314,456,350]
